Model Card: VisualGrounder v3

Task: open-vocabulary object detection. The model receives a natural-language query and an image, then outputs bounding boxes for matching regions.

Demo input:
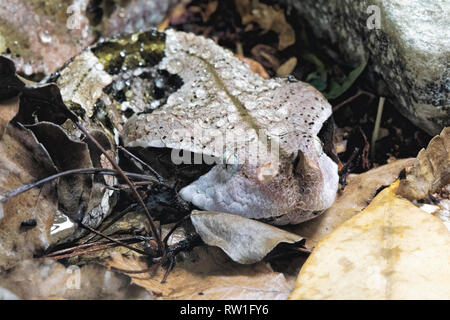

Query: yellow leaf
[289,181,450,300]
[292,159,414,248]
[276,57,297,77]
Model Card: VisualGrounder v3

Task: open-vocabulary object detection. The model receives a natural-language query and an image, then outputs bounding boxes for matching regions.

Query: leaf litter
[0,123,58,269]
[104,246,293,300]
[0,0,448,300]
[289,182,450,300]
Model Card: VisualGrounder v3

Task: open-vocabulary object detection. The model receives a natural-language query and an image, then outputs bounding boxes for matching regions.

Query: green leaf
[324,60,367,100]
[306,71,327,91]
[303,53,328,92]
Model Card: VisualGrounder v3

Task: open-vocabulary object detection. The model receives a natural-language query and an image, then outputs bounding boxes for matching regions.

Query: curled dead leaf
[236,0,295,50]
[191,211,303,264]
[397,127,449,200]
[27,122,118,240]
[28,122,93,218]
[235,55,270,79]
[0,123,57,269]
[250,44,280,70]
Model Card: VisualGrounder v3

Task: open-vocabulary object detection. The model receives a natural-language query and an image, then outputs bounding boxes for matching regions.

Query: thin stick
[74,122,165,256]
[79,223,148,256]
[81,203,138,244]
[43,235,139,258]
[47,243,120,260]
[0,168,156,203]
[161,258,174,283]
[333,89,376,113]
[119,146,164,183]
[371,97,386,160]
[338,147,360,189]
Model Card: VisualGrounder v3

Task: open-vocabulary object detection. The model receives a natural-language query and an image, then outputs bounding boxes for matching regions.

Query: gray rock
[281,0,449,135]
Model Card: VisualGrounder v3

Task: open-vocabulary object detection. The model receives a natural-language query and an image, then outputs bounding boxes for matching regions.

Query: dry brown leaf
[105,246,292,300]
[159,0,192,30]
[276,57,297,77]
[250,44,280,70]
[236,0,295,50]
[0,124,58,269]
[0,258,151,299]
[0,95,19,140]
[157,17,170,31]
[27,122,117,241]
[235,55,270,79]
[202,1,219,22]
[289,181,450,300]
[397,127,450,200]
[234,0,251,18]
[291,158,415,248]
[28,122,93,217]
[191,211,303,264]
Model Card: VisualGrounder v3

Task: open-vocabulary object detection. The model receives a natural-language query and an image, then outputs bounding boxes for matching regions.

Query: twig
[81,203,138,244]
[46,243,120,260]
[119,146,164,183]
[43,236,138,258]
[332,89,376,113]
[78,223,148,256]
[0,168,156,203]
[338,147,360,189]
[371,97,386,161]
[359,127,371,169]
[161,258,175,283]
[42,236,142,260]
[73,122,165,257]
